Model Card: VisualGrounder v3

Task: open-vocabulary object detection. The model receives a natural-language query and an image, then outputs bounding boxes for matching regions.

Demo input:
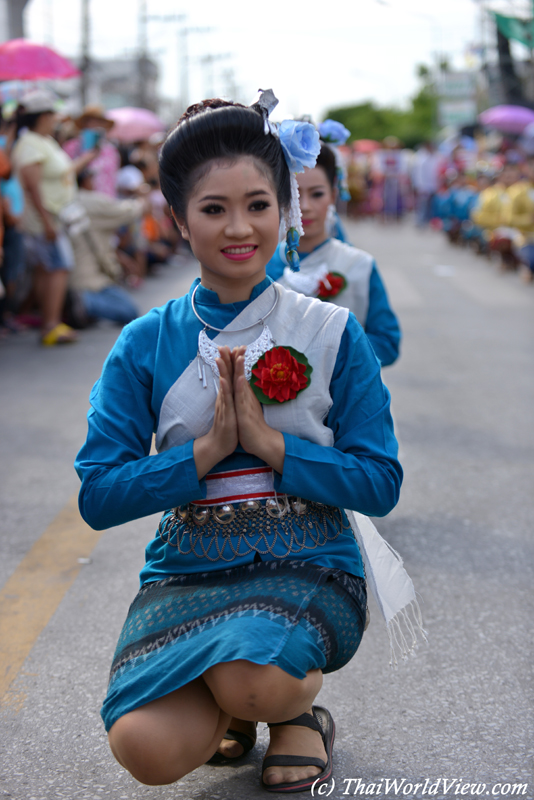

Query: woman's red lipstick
[221,244,258,262]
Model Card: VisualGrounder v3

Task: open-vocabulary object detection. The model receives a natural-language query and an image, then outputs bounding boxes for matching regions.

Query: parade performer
[499,156,534,281]
[471,162,520,269]
[267,120,401,367]
[76,92,421,793]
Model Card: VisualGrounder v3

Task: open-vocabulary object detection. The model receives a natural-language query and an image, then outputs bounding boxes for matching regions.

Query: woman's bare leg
[108,662,326,786]
[38,268,70,332]
[108,677,230,786]
[214,717,257,759]
[204,661,326,786]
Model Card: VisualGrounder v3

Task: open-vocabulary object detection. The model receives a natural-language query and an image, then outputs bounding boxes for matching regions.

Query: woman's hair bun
[178,98,250,124]
[159,98,290,219]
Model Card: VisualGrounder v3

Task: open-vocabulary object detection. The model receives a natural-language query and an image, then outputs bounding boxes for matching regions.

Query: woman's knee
[108,713,209,785]
[204,661,321,720]
[109,715,173,785]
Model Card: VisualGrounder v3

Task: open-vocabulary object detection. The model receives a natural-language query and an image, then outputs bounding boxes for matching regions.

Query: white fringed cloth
[346,510,426,665]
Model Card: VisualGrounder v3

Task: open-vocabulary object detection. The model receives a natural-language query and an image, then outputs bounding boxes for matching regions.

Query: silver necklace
[191,283,278,390]
[190,282,279,332]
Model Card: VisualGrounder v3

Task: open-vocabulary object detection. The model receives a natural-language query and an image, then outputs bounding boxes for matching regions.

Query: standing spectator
[64,105,120,197]
[373,136,408,221]
[412,141,443,227]
[67,168,144,325]
[11,89,95,345]
[0,111,23,334]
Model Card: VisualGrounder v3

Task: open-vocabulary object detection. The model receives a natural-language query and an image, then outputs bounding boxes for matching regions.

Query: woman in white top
[12,90,95,345]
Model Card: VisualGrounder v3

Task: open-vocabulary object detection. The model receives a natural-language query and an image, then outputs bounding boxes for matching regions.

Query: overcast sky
[24,0,516,121]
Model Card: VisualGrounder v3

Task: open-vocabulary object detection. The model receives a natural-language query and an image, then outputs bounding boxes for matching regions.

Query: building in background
[45,56,160,118]
[0,0,30,41]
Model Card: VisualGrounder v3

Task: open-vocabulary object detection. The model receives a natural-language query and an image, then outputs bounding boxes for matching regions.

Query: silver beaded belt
[158,496,352,563]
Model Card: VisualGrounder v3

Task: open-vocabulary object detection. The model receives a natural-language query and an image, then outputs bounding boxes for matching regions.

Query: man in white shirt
[412,141,443,227]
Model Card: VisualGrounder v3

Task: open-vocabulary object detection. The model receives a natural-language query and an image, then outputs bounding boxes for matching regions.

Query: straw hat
[75,104,114,131]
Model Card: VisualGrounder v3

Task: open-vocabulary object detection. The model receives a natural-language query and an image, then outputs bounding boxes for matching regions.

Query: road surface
[1,222,532,799]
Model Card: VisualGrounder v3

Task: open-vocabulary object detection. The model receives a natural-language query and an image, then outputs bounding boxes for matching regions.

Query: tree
[325,65,437,148]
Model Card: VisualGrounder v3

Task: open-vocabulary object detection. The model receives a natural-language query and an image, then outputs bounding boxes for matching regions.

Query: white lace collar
[197,325,276,391]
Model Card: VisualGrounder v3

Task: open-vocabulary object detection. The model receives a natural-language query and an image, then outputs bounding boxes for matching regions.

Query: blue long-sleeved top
[75,277,402,584]
[266,240,401,367]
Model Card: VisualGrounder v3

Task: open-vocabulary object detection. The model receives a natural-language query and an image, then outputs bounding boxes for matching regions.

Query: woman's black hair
[14,108,48,139]
[316,143,337,190]
[158,99,291,219]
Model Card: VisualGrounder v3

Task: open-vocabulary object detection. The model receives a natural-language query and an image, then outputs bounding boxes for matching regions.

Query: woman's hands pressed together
[193,346,285,480]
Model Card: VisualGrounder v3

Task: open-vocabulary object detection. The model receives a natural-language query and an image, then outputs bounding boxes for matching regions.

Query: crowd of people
[2,91,532,346]
[429,155,534,282]
[0,89,181,344]
[344,132,534,283]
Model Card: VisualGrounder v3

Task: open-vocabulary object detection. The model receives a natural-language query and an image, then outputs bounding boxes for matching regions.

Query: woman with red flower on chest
[76,97,404,794]
[267,141,402,367]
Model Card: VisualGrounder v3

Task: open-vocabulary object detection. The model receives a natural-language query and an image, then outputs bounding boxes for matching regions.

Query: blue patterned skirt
[101,560,366,732]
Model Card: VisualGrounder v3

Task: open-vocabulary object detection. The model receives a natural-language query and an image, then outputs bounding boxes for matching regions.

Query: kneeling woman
[267,137,401,367]
[75,96,403,793]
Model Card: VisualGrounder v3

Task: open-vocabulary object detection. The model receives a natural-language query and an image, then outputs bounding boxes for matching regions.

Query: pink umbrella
[106,107,166,143]
[0,39,79,80]
[479,105,534,135]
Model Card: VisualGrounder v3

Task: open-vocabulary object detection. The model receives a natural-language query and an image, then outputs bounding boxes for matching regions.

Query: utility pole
[178,24,212,115]
[80,0,90,106]
[139,11,186,111]
[44,0,53,44]
[200,52,231,98]
[137,0,149,108]
[221,67,239,101]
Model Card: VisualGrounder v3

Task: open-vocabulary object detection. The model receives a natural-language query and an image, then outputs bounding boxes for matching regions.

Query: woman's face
[296,166,335,252]
[176,156,280,295]
[36,111,59,137]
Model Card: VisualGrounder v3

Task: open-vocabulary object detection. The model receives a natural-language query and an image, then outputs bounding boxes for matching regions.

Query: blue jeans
[415,192,433,226]
[518,243,534,273]
[81,286,139,324]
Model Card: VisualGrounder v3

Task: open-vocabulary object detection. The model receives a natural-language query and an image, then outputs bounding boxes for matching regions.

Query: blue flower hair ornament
[319,119,352,202]
[318,119,351,146]
[252,90,321,272]
[279,120,321,174]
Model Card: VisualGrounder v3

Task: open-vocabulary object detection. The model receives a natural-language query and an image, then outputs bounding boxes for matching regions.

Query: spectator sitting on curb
[66,168,147,326]
[115,165,149,287]
[118,161,175,271]
[500,156,534,283]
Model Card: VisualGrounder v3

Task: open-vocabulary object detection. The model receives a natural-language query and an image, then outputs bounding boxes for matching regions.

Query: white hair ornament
[251,89,321,271]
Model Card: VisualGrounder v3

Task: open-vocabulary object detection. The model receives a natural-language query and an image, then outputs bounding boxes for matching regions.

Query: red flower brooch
[250,346,312,404]
[317,271,347,299]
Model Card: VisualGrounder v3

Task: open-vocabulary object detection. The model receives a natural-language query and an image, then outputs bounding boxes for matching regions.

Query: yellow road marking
[0,495,104,701]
